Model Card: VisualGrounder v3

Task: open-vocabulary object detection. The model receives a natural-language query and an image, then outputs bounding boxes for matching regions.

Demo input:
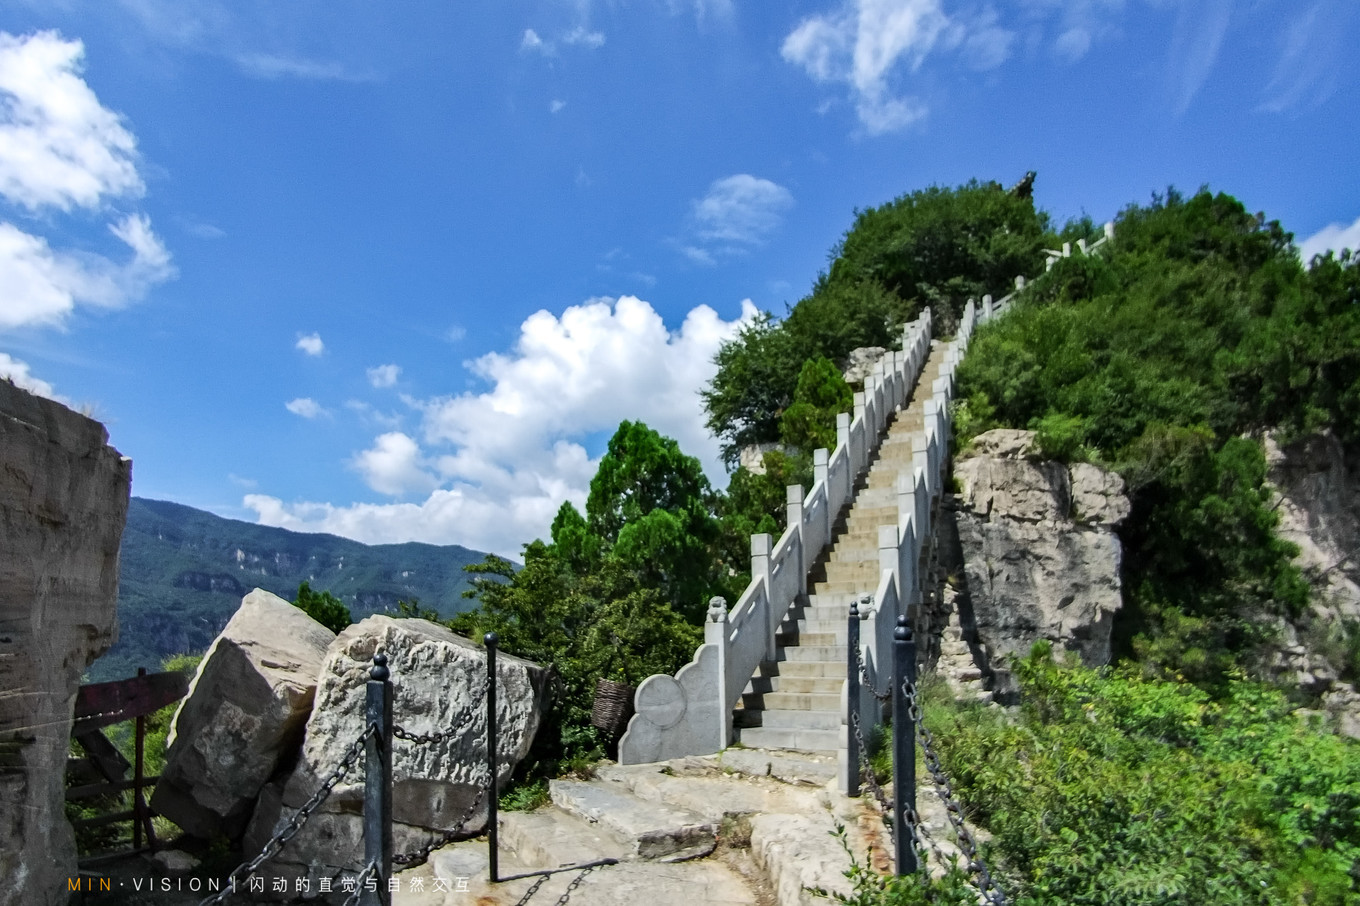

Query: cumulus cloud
[248,295,760,557]
[367,364,401,388]
[351,431,438,496]
[295,332,324,356]
[1298,215,1360,266]
[0,351,64,402]
[550,99,567,113]
[0,214,175,330]
[0,32,173,331]
[285,397,327,419]
[0,31,143,212]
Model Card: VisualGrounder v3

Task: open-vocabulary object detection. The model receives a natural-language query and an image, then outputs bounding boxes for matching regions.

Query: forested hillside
[94,498,486,681]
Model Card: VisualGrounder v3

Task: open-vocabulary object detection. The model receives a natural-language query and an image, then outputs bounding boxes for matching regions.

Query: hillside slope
[91,498,491,681]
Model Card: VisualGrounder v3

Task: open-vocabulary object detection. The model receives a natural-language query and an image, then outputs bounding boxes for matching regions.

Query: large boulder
[151,589,335,840]
[950,429,1129,701]
[0,381,130,906]
[245,616,549,888]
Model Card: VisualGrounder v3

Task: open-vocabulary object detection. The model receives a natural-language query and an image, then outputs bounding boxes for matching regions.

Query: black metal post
[893,615,918,875]
[846,600,861,797]
[363,653,393,906]
[485,632,499,884]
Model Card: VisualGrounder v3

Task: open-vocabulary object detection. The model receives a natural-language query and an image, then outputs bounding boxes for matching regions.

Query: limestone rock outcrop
[950,429,1129,701]
[842,346,888,386]
[151,588,336,839]
[246,615,549,886]
[0,381,130,906]
[1264,431,1360,735]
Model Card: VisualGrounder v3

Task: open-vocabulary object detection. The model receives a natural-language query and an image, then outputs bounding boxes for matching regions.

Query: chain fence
[847,618,1008,905]
[198,723,377,906]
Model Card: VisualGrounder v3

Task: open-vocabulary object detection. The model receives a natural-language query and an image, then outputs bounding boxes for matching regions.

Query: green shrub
[292,581,353,634]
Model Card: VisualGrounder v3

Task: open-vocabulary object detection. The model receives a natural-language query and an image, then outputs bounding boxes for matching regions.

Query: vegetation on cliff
[955,188,1360,684]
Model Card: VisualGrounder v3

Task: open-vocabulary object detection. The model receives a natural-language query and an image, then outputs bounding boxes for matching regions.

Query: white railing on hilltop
[843,221,1115,792]
[619,221,1115,769]
[618,309,934,764]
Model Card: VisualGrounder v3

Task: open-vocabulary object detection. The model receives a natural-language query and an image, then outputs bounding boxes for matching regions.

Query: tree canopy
[703,179,1054,464]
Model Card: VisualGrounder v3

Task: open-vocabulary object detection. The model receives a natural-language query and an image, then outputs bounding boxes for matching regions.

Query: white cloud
[446,325,467,343]
[1298,215,1360,266]
[1165,0,1232,114]
[295,332,324,356]
[783,0,950,134]
[285,397,326,419]
[0,214,175,330]
[351,431,438,496]
[367,363,401,388]
[0,351,64,402]
[0,32,173,331]
[0,31,143,212]
[1260,0,1345,113]
[248,295,760,557]
[521,28,549,53]
[692,174,794,249]
[235,53,374,82]
[1053,26,1092,63]
[563,26,606,48]
[551,99,567,114]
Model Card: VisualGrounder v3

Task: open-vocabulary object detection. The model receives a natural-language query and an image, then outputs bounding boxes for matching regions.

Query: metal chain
[392,779,489,866]
[553,865,596,905]
[197,722,377,906]
[512,873,551,906]
[851,643,892,704]
[917,719,1007,905]
[392,676,488,746]
[849,711,895,851]
[339,862,379,906]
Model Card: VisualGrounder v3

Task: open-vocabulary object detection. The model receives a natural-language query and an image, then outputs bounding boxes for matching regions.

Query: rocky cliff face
[945,429,1130,702]
[1265,431,1360,736]
[0,381,131,906]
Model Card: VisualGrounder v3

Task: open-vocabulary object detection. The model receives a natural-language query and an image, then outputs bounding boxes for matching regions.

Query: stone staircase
[734,342,952,754]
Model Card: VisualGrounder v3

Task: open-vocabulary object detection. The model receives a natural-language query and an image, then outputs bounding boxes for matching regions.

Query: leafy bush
[926,645,1360,905]
[292,581,353,634]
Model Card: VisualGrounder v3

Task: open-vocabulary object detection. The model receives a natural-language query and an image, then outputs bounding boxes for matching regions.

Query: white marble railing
[618,310,934,764]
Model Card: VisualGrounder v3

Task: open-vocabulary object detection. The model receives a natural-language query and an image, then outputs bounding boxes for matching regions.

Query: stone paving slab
[405,841,758,906]
[498,806,627,868]
[550,779,718,861]
[593,763,823,820]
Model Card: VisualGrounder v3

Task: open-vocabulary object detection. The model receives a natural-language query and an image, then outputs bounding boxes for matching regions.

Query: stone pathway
[395,748,913,906]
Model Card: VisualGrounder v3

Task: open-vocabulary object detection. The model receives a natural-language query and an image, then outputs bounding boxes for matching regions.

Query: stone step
[745,674,843,695]
[592,762,823,820]
[760,659,842,678]
[775,645,848,663]
[775,629,841,647]
[736,726,840,753]
[743,691,840,712]
[549,780,718,862]
[743,709,840,730]
[499,807,626,868]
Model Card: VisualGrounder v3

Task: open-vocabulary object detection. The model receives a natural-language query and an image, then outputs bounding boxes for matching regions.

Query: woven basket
[590,677,637,738]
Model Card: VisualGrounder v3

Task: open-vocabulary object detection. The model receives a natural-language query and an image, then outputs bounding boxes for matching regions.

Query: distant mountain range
[90,498,496,682]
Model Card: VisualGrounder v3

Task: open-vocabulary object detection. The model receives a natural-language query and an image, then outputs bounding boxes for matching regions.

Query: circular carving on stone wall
[634,674,686,729]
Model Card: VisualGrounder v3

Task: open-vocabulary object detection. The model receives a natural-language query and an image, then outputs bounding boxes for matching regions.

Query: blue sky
[1,0,1357,559]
